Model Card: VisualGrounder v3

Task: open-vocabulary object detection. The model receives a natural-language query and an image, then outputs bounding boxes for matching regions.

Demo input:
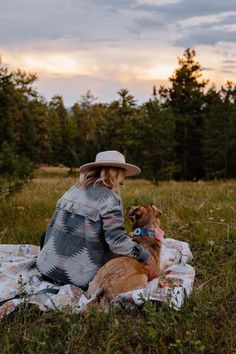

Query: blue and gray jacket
[36,183,151,288]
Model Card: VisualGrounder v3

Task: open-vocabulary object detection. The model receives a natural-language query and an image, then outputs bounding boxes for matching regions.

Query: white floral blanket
[0,239,195,318]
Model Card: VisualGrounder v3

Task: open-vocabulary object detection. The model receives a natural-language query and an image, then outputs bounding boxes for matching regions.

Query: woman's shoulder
[86,183,119,202]
[55,184,121,220]
[60,183,119,204]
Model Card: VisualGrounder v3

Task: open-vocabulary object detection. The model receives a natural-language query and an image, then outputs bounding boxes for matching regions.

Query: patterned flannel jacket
[36,183,151,288]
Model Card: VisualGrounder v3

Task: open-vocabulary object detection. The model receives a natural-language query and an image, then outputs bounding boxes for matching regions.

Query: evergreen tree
[98,89,137,156]
[1,51,236,183]
[0,141,33,180]
[160,49,207,180]
[47,106,63,165]
[71,91,100,165]
[130,99,177,182]
[204,82,236,178]
[48,95,78,167]
[0,65,38,180]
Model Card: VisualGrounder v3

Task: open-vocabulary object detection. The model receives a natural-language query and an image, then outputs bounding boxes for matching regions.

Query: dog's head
[128,205,162,230]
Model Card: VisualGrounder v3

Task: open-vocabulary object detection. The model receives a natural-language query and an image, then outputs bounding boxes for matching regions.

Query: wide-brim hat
[79,150,141,177]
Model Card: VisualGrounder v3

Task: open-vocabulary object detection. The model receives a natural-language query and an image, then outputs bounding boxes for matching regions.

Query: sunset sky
[1,0,236,105]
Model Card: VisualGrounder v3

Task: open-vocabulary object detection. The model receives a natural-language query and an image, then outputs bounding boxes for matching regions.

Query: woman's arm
[100,196,151,263]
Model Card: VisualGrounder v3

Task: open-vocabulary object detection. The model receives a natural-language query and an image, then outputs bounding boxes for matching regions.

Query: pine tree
[102,89,137,155]
[204,82,236,178]
[0,64,38,180]
[130,99,177,182]
[160,49,207,180]
[49,95,74,166]
[71,91,101,165]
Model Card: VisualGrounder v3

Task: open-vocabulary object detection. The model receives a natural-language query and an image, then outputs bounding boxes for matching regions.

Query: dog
[87,205,164,303]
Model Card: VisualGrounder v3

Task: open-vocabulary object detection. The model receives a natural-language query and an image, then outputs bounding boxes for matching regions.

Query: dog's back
[87,256,148,300]
[87,236,161,301]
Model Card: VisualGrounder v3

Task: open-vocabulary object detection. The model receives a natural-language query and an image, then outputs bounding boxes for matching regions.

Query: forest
[1,48,236,188]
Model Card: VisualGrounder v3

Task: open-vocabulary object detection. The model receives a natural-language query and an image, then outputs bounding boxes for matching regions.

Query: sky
[1,0,236,105]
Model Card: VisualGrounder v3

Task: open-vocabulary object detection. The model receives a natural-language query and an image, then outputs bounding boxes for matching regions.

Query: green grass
[0,170,236,353]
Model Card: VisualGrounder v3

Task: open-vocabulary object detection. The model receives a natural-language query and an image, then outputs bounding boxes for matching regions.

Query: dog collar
[133,227,156,236]
[133,227,164,242]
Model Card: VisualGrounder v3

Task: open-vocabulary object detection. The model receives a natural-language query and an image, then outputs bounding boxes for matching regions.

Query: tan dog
[87,205,163,303]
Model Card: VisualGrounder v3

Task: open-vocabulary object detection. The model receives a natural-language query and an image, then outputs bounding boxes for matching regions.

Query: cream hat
[79,150,141,177]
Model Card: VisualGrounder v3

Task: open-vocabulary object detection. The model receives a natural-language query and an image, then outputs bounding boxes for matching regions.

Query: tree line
[0,48,236,185]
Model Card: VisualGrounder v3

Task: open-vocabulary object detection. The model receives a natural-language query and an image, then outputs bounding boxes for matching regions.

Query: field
[0,168,235,353]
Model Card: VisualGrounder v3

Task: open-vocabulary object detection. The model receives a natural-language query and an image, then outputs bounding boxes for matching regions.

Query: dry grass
[0,171,235,353]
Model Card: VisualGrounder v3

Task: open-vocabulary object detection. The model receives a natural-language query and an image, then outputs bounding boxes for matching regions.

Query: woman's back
[36,184,121,287]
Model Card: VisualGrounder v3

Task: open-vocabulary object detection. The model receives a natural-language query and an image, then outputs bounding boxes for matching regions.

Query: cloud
[222,59,236,64]
[128,3,236,48]
[3,50,100,77]
[1,0,236,103]
[134,16,164,29]
[172,11,236,47]
[202,67,214,72]
[133,0,236,19]
[137,0,182,4]
[1,38,179,81]
[178,11,236,27]
[175,29,236,47]
[221,70,236,74]
[35,71,169,105]
[224,64,236,69]
[0,0,135,45]
[1,0,236,50]
[218,14,236,25]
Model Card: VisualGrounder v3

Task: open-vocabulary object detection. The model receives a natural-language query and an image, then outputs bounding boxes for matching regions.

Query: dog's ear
[152,205,163,217]
[128,205,143,220]
[128,205,140,220]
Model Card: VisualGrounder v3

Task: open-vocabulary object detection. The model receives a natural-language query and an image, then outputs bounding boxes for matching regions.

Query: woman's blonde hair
[77,167,126,193]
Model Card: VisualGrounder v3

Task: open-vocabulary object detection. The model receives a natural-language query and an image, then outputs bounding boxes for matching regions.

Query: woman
[36,150,157,290]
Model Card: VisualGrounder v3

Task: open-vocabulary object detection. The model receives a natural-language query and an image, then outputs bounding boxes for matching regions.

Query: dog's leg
[80,287,105,314]
[87,272,103,299]
[123,274,148,292]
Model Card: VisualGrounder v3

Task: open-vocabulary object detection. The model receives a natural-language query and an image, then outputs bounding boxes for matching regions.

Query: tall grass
[0,169,235,353]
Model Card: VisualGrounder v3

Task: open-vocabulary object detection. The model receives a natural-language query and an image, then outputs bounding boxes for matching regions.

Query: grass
[0,168,235,353]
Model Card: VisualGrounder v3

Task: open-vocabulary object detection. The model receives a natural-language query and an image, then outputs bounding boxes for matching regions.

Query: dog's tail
[80,287,106,314]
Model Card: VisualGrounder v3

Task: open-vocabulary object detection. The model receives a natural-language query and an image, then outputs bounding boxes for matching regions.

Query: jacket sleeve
[99,193,151,263]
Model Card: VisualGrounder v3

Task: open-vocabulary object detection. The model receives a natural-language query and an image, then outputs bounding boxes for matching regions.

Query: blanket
[0,238,195,318]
